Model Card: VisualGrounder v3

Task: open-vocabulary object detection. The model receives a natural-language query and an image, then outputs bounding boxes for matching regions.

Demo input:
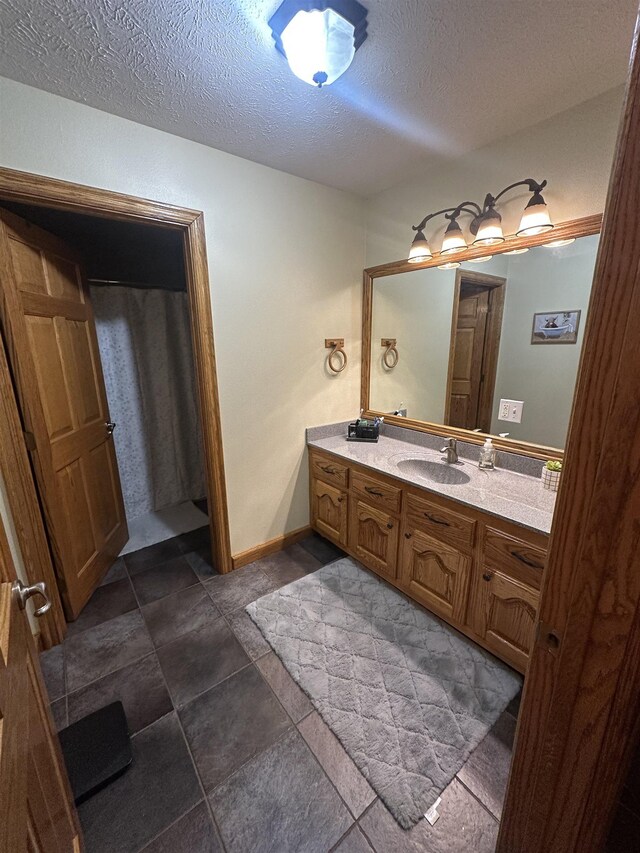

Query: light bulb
[440,219,468,255]
[517,191,554,236]
[473,210,504,247]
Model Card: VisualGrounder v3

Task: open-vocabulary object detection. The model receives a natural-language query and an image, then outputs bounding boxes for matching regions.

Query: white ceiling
[0,1,636,196]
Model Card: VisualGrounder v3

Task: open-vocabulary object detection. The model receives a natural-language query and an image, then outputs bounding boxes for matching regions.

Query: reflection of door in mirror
[445,272,506,432]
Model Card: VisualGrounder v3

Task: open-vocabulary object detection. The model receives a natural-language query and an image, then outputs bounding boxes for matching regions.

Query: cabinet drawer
[352,470,402,514]
[405,493,476,552]
[483,527,546,590]
[310,452,349,488]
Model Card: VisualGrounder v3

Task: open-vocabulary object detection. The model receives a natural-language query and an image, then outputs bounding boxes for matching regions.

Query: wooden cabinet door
[0,210,128,619]
[400,528,471,623]
[349,499,399,580]
[472,569,539,671]
[311,478,348,546]
[0,582,82,852]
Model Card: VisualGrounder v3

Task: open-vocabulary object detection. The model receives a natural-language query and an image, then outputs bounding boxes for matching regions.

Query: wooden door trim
[0,167,233,641]
[360,213,602,461]
[497,10,640,851]
[443,270,506,429]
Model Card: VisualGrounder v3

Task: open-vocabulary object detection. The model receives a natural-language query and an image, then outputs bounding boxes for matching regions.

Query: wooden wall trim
[360,213,603,461]
[497,11,640,852]
[0,167,233,649]
[232,525,312,570]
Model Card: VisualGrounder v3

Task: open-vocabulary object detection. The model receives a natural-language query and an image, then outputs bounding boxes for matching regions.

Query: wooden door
[0,210,128,619]
[349,499,399,579]
[311,478,348,547]
[472,568,538,671]
[400,527,470,623]
[0,583,82,852]
[447,284,489,430]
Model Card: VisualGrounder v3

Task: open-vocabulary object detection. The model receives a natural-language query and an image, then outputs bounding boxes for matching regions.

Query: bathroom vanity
[308,433,552,673]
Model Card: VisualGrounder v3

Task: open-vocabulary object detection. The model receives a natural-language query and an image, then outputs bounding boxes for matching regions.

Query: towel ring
[381,338,399,369]
[325,338,347,374]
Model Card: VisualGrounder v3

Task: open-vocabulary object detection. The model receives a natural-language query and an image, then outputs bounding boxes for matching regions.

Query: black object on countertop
[348,418,381,442]
[58,701,132,805]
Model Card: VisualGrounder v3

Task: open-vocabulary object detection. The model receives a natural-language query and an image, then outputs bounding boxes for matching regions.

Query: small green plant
[545,460,562,472]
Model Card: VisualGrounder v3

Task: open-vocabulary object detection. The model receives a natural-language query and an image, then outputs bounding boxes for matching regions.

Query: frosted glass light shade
[504,247,529,255]
[517,195,554,236]
[437,260,461,270]
[473,211,505,247]
[408,231,433,263]
[467,255,494,263]
[440,220,468,255]
[281,9,356,87]
[542,237,576,248]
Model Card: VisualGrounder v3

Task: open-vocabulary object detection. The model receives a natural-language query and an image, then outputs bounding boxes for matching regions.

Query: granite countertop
[308,432,557,535]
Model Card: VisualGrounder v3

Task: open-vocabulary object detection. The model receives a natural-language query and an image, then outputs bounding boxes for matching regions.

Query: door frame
[0,168,233,642]
[443,269,506,431]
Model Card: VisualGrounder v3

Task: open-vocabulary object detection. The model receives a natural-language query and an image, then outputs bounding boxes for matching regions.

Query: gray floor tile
[205,564,277,614]
[142,585,222,648]
[65,610,153,693]
[209,728,353,853]
[299,533,346,565]
[66,577,137,637]
[299,711,375,818]
[141,801,224,853]
[228,609,271,660]
[359,779,498,853]
[333,825,375,853]
[253,545,320,588]
[457,710,516,819]
[50,698,67,732]
[286,542,324,573]
[131,556,199,606]
[67,653,173,734]
[506,690,522,718]
[157,619,249,707]
[99,557,128,586]
[256,652,313,722]
[40,644,65,701]
[180,664,291,792]
[177,525,210,555]
[124,537,183,575]
[78,713,201,853]
[185,547,219,580]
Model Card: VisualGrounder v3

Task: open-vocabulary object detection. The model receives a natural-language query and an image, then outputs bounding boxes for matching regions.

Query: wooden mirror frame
[360,213,603,460]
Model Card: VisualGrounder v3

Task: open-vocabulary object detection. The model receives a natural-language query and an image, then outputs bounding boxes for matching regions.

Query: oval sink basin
[396,458,471,485]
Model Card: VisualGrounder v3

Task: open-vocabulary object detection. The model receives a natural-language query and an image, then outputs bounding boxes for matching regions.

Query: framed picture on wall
[531,310,581,344]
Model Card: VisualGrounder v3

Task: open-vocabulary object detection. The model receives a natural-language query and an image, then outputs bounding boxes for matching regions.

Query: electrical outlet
[498,399,524,423]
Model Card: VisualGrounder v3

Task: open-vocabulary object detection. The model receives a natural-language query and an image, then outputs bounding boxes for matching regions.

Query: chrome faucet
[440,437,459,464]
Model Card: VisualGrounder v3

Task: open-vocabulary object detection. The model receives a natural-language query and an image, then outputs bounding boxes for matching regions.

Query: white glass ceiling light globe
[281,8,356,87]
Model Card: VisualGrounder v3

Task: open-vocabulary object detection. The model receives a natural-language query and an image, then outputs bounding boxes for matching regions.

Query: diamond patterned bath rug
[246,557,521,829]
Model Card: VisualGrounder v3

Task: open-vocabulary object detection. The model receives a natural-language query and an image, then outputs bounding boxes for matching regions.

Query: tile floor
[40,529,519,853]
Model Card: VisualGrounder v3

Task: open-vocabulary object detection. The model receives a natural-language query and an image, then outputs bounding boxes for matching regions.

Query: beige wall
[0,77,365,555]
[365,87,623,267]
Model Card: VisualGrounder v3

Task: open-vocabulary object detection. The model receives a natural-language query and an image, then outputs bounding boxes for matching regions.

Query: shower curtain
[90,285,206,521]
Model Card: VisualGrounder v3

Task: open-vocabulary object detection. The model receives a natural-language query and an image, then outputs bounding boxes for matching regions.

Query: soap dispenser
[479,437,496,470]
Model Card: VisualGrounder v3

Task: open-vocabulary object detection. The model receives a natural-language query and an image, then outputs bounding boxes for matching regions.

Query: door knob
[105,421,116,436]
[13,580,52,618]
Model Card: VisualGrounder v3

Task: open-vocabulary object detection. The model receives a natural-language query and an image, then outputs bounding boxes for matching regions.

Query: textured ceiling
[0,0,636,196]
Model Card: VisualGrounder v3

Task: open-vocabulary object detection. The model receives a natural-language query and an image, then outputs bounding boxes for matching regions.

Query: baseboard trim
[232,525,312,570]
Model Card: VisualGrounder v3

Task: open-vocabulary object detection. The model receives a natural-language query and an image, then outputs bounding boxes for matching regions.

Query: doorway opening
[444,270,506,433]
[0,168,231,630]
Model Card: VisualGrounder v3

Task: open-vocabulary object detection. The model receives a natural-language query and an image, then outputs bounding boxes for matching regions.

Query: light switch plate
[498,399,524,423]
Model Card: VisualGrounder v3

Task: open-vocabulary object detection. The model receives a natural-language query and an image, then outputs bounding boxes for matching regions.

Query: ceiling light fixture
[269,0,368,88]
[408,178,553,263]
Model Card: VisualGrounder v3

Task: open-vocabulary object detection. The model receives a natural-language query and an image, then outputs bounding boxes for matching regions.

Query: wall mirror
[362,216,602,458]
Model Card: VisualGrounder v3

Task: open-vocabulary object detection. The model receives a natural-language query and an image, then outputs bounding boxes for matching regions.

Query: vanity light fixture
[542,237,576,248]
[408,178,553,263]
[268,0,368,88]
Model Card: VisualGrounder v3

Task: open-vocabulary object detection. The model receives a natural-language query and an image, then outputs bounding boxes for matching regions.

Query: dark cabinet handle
[512,550,544,570]
[365,486,385,497]
[337,496,344,503]
[386,521,394,530]
[482,572,493,582]
[320,464,337,475]
[404,532,412,539]
[424,512,450,527]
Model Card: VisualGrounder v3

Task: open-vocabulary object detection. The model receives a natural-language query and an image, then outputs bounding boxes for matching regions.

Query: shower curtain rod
[88,278,186,292]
